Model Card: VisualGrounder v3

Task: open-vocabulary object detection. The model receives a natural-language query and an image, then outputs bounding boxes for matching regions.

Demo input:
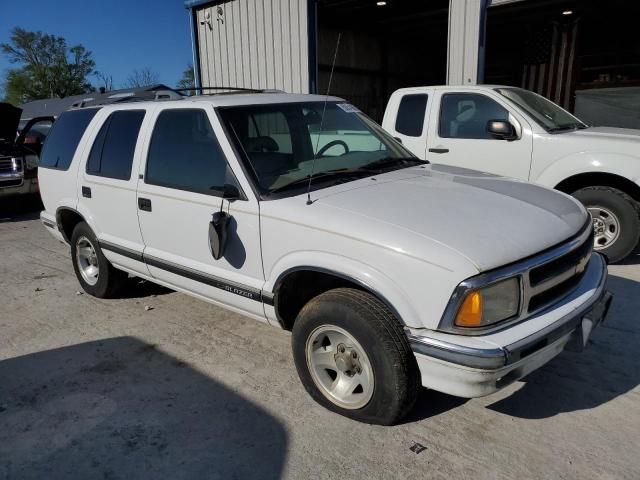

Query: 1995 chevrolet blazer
[38,91,612,424]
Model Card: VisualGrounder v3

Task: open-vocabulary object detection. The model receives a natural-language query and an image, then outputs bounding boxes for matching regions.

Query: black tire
[291,288,420,425]
[70,221,127,298]
[572,186,640,263]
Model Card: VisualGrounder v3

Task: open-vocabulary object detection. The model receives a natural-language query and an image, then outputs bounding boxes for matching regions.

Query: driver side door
[425,91,533,180]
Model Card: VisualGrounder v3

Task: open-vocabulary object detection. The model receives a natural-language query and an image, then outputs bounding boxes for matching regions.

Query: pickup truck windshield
[218,101,423,197]
[495,87,587,133]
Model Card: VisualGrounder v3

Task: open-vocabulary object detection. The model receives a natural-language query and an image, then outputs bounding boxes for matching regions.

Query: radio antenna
[306,31,341,206]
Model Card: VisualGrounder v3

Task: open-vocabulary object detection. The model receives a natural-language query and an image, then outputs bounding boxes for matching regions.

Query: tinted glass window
[439,94,508,139]
[87,110,144,180]
[146,109,229,195]
[40,109,99,170]
[395,94,428,137]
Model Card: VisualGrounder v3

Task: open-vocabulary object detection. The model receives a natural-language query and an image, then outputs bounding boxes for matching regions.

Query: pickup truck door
[135,106,266,319]
[425,91,533,180]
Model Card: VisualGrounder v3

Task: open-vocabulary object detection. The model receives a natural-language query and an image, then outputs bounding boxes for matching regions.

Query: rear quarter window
[39,108,100,170]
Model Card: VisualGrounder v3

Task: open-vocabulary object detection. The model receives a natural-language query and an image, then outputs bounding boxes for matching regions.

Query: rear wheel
[291,288,420,425]
[71,222,126,298]
[572,186,640,263]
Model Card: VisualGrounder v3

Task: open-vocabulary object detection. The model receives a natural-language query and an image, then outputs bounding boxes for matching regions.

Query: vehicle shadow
[0,337,288,479]
[0,193,43,223]
[117,277,174,299]
[400,389,469,425]
[486,273,640,419]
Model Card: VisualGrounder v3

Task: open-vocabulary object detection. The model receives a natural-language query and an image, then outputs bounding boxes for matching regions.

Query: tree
[1,27,95,104]
[176,64,195,95]
[94,71,114,92]
[125,67,159,88]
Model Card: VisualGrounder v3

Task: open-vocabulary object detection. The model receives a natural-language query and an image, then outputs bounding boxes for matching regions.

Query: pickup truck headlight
[454,277,520,328]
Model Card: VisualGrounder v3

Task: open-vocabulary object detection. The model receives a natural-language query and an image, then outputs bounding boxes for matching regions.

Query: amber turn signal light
[454,291,483,327]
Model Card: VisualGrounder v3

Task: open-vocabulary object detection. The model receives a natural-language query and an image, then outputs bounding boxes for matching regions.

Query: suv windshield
[218,101,423,197]
[495,87,587,132]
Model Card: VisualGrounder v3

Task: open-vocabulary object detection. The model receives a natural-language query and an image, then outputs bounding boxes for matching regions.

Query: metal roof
[19,84,175,120]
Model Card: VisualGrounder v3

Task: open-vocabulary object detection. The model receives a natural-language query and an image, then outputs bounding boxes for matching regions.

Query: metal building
[186,0,640,124]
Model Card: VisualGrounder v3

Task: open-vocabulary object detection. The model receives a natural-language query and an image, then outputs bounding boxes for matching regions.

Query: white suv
[39,92,612,425]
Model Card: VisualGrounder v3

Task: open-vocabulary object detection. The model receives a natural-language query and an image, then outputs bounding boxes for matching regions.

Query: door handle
[82,186,91,198]
[138,197,152,212]
[428,148,449,154]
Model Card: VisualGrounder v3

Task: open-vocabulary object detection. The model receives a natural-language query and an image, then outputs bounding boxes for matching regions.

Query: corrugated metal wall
[195,0,310,93]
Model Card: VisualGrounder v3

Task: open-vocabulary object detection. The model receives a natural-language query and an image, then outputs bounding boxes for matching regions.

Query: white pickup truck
[39,92,611,425]
[382,85,640,263]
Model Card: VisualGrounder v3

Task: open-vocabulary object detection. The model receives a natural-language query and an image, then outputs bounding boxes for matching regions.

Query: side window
[39,109,99,170]
[248,111,292,154]
[146,109,230,195]
[439,94,508,139]
[87,110,145,180]
[395,94,428,137]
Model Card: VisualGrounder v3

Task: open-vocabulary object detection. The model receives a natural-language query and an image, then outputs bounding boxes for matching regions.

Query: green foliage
[1,27,95,104]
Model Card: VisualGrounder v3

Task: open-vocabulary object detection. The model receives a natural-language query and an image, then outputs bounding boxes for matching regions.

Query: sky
[0,0,194,96]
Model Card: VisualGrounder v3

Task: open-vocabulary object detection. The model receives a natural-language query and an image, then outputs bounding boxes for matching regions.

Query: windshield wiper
[268,168,368,195]
[548,123,587,132]
[359,156,428,172]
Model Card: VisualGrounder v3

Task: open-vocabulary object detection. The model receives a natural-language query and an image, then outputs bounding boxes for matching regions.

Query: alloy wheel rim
[588,206,620,250]
[76,236,99,286]
[305,325,374,410]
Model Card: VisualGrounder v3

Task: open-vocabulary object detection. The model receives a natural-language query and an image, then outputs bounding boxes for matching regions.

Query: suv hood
[310,164,588,272]
[0,102,22,152]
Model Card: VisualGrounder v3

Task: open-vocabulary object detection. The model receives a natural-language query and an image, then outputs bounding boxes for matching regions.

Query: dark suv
[0,102,54,198]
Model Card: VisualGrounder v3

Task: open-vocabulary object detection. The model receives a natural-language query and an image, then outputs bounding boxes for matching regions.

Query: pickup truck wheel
[71,222,126,298]
[572,187,640,263]
[291,288,419,425]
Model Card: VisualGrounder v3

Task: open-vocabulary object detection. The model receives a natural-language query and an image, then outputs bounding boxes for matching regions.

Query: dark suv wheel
[291,288,420,425]
[71,221,127,298]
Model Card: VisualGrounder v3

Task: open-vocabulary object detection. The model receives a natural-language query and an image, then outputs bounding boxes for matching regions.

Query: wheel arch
[271,266,411,331]
[56,206,86,243]
[555,172,640,204]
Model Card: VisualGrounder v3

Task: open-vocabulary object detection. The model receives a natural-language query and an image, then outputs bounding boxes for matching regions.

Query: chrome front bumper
[408,253,611,397]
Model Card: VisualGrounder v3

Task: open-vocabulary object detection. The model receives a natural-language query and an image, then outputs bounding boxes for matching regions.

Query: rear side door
[383,90,431,159]
[77,107,150,276]
[135,106,266,319]
[425,91,533,180]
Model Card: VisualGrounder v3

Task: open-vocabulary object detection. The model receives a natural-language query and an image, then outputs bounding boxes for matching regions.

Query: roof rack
[174,86,284,95]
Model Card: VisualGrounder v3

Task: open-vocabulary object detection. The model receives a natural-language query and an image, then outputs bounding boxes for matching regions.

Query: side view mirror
[209,211,230,260]
[222,183,241,201]
[487,120,517,141]
[393,136,403,144]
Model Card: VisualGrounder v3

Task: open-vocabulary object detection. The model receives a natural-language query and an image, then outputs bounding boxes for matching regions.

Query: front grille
[0,157,21,173]
[526,229,593,313]
[529,229,593,286]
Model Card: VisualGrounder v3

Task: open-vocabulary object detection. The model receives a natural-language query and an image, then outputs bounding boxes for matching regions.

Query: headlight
[454,277,520,328]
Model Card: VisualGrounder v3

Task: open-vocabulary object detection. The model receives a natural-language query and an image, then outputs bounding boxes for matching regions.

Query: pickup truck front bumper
[408,253,611,398]
[0,177,38,197]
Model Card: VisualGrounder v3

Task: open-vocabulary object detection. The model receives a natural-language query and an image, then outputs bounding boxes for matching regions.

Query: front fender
[534,152,640,188]
[264,250,421,327]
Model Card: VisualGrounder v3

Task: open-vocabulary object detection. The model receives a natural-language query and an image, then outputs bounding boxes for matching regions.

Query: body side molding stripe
[99,240,144,263]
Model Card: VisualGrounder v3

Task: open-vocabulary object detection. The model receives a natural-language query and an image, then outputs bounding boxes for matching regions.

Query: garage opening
[316,0,449,122]
[485,0,640,126]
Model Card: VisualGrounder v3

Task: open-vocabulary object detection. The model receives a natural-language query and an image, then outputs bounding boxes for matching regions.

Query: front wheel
[291,288,420,425]
[572,186,640,263]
